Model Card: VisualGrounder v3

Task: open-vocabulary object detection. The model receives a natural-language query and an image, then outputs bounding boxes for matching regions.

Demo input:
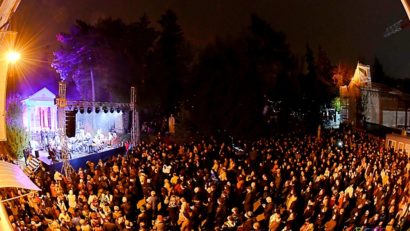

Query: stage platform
[37,146,125,173]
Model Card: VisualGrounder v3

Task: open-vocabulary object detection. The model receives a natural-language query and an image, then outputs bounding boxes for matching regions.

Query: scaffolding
[56,81,74,177]
[54,83,139,172]
[130,86,139,146]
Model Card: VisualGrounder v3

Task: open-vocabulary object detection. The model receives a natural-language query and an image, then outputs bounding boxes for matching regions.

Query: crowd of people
[2,124,410,230]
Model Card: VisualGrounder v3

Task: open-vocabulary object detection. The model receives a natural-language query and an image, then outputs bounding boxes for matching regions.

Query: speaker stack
[65,111,76,138]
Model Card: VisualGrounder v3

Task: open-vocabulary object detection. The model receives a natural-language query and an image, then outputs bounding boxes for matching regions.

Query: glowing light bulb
[6,51,21,63]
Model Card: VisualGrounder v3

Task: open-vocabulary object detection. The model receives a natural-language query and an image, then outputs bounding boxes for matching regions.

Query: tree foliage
[191,37,265,137]
[52,17,159,102]
[51,12,339,139]
[371,57,394,86]
[299,45,337,128]
[5,98,29,159]
[372,57,410,95]
[333,63,353,87]
[146,10,192,114]
[190,15,301,137]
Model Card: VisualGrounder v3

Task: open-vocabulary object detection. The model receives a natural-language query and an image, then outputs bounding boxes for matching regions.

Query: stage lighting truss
[63,100,131,115]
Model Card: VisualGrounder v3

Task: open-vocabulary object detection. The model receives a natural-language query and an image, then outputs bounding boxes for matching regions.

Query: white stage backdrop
[76,111,124,135]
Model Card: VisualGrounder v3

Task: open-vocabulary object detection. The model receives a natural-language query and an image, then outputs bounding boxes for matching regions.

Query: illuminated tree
[333,63,353,87]
[5,98,29,159]
[52,20,101,100]
[52,18,159,102]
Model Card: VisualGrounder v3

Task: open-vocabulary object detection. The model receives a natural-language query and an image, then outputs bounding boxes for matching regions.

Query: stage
[37,146,126,173]
[20,85,136,174]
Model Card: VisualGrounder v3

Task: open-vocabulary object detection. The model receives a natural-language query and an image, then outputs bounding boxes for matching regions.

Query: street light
[0,31,18,142]
[5,50,20,64]
[5,50,22,101]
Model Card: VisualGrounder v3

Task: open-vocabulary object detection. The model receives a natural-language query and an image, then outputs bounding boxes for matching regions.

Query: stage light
[87,107,92,114]
[110,108,114,113]
[103,106,108,113]
[95,107,100,113]
[116,108,121,113]
[80,107,85,114]
[73,107,78,113]
[5,50,21,64]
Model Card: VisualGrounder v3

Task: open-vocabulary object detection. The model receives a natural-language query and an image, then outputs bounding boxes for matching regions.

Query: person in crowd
[2,124,409,230]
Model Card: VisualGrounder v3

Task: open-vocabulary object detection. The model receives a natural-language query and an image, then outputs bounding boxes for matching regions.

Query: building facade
[340,62,410,130]
[21,87,58,133]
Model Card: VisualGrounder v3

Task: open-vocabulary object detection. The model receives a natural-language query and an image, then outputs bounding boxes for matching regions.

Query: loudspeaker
[66,111,76,138]
[35,150,39,158]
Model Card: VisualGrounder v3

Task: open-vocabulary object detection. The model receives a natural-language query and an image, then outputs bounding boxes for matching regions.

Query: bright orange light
[5,50,21,63]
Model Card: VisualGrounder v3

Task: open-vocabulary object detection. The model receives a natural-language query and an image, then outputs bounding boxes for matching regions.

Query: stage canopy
[0,161,40,191]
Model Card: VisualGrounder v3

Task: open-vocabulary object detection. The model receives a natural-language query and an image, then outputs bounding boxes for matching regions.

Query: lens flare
[5,50,21,63]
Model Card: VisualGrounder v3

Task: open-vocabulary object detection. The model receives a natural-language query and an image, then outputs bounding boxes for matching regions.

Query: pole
[0,31,17,141]
[130,86,139,147]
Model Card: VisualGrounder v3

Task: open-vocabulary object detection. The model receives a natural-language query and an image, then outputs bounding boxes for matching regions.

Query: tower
[56,81,73,177]
[130,86,139,147]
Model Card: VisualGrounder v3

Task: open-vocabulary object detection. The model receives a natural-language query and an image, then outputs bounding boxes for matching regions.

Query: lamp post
[5,50,20,99]
[0,32,19,231]
[0,31,18,141]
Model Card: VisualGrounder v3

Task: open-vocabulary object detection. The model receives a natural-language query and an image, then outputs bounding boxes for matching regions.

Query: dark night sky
[11,0,410,79]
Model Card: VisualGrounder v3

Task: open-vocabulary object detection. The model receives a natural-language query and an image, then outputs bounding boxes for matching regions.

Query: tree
[316,46,337,102]
[190,15,299,137]
[300,45,336,129]
[191,37,265,138]
[316,47,333,85]
[246,14,299,130]
[247,14,296,97]
[127,15,159,108]
[333,63,353,87]
[372,57,392,85]
[52,18,158,102]
[94,16,159,103]
[147,10,192,114]
[300,45,318,126]
[5,98,29,159]
[52,20,102,100]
